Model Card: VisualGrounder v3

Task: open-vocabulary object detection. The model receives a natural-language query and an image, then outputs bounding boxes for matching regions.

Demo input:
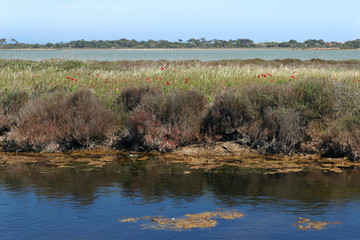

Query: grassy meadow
[1,58,360,159]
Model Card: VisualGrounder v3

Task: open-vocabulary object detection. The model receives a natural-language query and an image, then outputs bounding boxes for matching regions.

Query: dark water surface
[1,49,360,61]
[0,157,360,240]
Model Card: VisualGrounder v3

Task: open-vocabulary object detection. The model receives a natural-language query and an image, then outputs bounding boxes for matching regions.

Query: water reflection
[1,158,360,209]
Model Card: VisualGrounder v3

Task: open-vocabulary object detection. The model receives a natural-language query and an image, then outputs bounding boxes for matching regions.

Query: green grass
[1,59,359,105]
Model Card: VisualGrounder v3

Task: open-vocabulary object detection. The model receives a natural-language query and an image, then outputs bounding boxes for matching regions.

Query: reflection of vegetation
[1,157,360,209]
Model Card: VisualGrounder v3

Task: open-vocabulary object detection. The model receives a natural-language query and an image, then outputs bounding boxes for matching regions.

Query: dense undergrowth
[0,59,360,160]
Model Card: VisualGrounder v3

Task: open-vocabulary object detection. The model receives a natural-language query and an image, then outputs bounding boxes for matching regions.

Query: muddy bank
[0,141,358,174]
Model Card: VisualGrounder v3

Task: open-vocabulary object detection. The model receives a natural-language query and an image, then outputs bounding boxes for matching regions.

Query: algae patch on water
[293,217,342,231]
[118,210,244,230]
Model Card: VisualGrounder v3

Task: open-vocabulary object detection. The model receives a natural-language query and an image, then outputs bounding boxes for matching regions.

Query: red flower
[166,82,169,84]
[67,77,70,79]
[93,85,95,87]
[78,73,80,75]
[89,73,91,75]
[185,81,188,84]
[258,75,260,78]
[75,79,77,81]
[161,67,164,70]
[106,81,108,83]
[251,69,253,71]
[96,74,99,76]
[159,78,162,80]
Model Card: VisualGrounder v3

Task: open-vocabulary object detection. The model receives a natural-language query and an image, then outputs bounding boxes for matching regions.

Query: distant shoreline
[0,47,357,51]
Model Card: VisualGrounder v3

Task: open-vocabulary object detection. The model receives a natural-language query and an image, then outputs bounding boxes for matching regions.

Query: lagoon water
[0,156,360,240]
[0,49,360,61]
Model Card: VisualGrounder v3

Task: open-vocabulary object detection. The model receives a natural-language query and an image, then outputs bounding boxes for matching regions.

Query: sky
[1,0,359,44]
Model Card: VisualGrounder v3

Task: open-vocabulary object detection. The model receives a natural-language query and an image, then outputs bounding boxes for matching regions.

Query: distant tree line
[0,38,359,49]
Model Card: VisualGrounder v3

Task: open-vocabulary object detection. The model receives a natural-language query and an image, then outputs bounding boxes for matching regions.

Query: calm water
[0,49,360,61]
[0,156,360,240]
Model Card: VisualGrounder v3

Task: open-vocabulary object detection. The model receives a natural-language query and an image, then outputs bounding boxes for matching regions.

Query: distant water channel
[1,156,360,240]
[0,49,360,61]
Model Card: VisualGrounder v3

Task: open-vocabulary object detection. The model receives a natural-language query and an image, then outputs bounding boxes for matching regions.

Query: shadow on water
[1,155,360,210]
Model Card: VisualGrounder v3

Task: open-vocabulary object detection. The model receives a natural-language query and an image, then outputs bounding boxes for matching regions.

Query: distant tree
[10,38,18,44]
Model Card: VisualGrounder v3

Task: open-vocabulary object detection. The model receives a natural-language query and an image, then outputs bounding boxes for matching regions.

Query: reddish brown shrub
[5,89,117,152]
[116,89,208,151]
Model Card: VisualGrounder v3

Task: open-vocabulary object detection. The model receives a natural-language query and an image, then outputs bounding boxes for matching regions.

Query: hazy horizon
[1,0,359,44]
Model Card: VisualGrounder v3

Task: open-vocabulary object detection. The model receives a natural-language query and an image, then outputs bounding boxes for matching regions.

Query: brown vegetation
[4,89,117,152]
[115,89,207,151]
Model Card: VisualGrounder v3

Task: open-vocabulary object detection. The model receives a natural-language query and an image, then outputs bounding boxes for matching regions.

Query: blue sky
[1,0,359,43]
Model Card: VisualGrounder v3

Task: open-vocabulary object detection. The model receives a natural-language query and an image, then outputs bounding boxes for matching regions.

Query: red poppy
[159,78,162,80]
[71,78,74,80]
[106,81,108,83]
[93,85,95,87]
[67,77,70,79]
[185,81,188,84]
[166,82,169,84]
[251,69,253,71]
[78,73,80,75]
[161,67,164,70]
[96,74,99,76]
[75,79,77,81]
[89,73,91,75]
[258,75,260,78]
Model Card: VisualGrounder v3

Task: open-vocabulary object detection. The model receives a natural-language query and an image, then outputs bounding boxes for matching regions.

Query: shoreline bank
[0,142,356,174]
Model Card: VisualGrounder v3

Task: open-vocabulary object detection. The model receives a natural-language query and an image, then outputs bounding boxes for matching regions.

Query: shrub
[0,90,30,134]
[1,90,30,115]
[0,108,8,135]
[116,89,208,151]
[5,89,117,152]
[202,85,304,154]
[115,86,160,112]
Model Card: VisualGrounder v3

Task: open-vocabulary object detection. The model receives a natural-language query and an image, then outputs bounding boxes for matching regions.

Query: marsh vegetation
[0,59,360,160]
